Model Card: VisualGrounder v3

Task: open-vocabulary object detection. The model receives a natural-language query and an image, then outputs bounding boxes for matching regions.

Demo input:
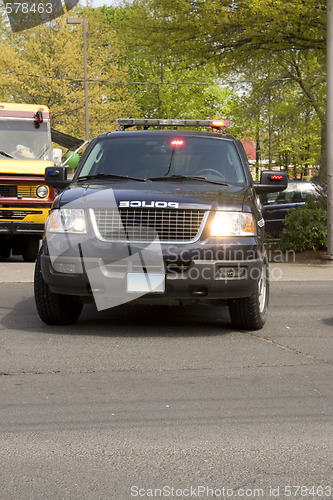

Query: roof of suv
[97,129,236,141]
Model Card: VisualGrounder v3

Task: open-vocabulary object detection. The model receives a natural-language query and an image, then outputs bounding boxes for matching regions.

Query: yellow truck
[0,103,57,261]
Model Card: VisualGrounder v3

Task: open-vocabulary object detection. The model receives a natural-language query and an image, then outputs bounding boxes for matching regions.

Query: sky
[90,0,120,7]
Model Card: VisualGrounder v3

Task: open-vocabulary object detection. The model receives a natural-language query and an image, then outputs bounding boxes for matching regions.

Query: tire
[22,237,40,262]
[1,246,11,259]
[228,258,269,330]
[34,250,83,325]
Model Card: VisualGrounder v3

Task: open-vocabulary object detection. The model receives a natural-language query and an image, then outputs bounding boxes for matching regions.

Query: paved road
[0,263,332,500]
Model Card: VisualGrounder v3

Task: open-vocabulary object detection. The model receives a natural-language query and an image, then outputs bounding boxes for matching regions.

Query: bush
[280,200,327,252]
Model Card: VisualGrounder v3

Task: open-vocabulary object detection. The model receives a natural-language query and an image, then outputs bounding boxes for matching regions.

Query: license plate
[127,273,165,293]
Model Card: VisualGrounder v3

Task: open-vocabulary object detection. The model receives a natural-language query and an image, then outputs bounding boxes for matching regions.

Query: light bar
[116,118,230,129]
[210,120,230,129]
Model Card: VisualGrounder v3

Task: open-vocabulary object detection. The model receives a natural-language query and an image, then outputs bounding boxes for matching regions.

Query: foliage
[0,6,138,139]
[110,0,326,181]
[0,0,327,182]
[228,62,322,173]
[280,199,327,252]
[102,4,231,120]
[110,0,325,59]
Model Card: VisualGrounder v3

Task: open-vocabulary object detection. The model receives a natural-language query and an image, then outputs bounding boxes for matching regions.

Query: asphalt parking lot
[0,259,332,500]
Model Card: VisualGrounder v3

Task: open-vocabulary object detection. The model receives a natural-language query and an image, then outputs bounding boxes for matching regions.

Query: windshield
[0,118,52,161]
[77,134,246,184]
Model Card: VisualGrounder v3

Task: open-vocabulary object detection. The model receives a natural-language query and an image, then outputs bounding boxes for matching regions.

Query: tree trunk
[255,125,260,180]
[268,114,273,169]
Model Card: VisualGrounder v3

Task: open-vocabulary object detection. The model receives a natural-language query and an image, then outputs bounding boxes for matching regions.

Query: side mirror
[45,166,71,190]
[254,170,288,194]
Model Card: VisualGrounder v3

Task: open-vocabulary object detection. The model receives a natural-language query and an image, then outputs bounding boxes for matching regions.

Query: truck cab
[0,103,56,261]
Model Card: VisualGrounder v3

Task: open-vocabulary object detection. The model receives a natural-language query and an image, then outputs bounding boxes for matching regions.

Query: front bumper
[0,207,50,235]
[40,237,265,303]
[0,221,45,235]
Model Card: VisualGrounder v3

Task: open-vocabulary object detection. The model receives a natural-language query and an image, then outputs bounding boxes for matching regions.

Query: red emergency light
[210,120,230,130]
[170,139,184,146]
[270,174,284,181]
[34,110,43,128]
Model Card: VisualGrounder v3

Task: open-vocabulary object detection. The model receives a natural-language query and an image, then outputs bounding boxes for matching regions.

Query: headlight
[211,212,255,236]
[36,185,49,198]
[47,209,87,233]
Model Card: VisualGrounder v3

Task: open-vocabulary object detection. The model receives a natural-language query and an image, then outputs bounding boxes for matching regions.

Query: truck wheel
[1,247,11,259]
[22,237,40,262]
[228,259,269,330]
[34,251,83,325]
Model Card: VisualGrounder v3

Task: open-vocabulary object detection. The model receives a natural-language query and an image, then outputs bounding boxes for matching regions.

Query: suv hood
[57,179,251,212]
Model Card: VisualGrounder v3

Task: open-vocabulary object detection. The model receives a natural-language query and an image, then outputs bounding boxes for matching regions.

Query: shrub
[280,200,327,252]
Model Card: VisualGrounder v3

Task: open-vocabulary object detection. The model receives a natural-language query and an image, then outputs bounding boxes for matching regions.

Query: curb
[269,262,333,282]
[0,263,35,282]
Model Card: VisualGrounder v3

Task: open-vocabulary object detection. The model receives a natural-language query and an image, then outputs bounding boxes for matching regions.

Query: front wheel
[34,251,83,325]
[228,259,269,330]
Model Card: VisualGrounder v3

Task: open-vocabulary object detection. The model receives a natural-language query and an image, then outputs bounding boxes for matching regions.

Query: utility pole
[324,0,333,260]
[67,17,90,142]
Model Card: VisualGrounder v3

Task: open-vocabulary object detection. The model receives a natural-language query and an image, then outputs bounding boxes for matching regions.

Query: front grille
[165,260,192,274]
[0,185,17,197]
[92,209,206,242]
[17,186,38,198]
[0,210,43,220]
[0,185,38,198]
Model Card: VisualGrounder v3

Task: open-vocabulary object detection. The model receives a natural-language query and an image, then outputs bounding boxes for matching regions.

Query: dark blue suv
[34,119,287,330]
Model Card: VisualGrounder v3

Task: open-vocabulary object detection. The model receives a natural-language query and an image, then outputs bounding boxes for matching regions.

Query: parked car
[261,180,326,236]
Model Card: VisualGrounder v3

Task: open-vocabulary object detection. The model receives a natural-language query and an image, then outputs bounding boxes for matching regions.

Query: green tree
[111,0,326,182]
[102,4,231,120]
[0,6,138,138]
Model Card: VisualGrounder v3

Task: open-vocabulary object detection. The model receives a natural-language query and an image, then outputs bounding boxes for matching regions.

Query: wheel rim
[258,265,267,313]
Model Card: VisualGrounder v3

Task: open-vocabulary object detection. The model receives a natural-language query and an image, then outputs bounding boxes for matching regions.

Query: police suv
[34,119,287,329]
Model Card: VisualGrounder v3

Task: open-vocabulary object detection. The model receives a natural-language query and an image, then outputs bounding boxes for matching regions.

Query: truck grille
[17,186,38,198]
[92,209,206,242]
[0,185,17,197]
[0,185,38,198]
[0,210,43,220]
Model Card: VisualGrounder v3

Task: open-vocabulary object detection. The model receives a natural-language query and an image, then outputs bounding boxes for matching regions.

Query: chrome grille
[92,209,206,242]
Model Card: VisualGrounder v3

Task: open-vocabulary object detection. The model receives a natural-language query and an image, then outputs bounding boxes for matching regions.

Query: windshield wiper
[146,174,230,186]
[0,150,14,159]
[37,147,50,160]
[76,173,145,182]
